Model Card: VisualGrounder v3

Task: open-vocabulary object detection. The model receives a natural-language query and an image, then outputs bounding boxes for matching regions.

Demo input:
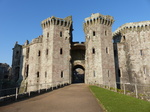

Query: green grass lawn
[89,85,150,112]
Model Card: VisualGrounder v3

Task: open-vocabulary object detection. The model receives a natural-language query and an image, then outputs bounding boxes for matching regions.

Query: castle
[11,13,150,93]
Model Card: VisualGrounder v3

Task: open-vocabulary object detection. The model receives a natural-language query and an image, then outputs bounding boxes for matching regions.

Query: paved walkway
[0,84,103,112]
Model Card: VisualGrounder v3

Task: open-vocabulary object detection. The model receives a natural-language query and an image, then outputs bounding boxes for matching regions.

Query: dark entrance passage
[72,65,85,83]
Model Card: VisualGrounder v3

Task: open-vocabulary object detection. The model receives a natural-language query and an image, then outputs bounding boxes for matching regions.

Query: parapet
[41,16,72,29]
[113,21,150,36]
[84,13,114,27]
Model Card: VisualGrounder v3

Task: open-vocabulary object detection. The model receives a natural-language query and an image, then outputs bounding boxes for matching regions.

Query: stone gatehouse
[11,13,116,92]
[11,13,150,93]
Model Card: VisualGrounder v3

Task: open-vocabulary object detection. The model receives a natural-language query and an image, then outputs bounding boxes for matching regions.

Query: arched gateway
[71,42,85,83]
[72,65,85,83]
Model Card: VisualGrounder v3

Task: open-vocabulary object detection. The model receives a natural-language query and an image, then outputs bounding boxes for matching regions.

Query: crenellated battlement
[41,16,72,29]
[113,21,150,36]
[84,13,114,27]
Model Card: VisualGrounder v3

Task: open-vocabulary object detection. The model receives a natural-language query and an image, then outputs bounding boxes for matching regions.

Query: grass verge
[89,85,150,112]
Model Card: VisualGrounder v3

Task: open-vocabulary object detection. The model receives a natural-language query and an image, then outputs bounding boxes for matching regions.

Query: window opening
[93,71,96,77]
[106,47,109,54]
[46,49,48,55]
[105,30,107,36]
[60,48,63,54]
[60,31,62,37]
[123,36,126,41]
[47,32,49,37]
[38,50,41,56]
[61,71,63,78]
[45,72,47,78]
[93,31,95,36]
[37,72,39,78]
[140,50,143,56]
[26,65,29,77]
[16,51,19,55]
[92,48,95,54]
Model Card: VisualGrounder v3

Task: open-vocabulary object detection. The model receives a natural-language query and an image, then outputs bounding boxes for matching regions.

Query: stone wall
[113,21,150,90]
[0,63,11,80]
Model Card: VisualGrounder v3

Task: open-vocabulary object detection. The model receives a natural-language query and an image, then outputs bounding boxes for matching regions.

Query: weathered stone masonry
[12,16,73,92]
[84,13,116,86]
[12,13,150,93]
[113,21,150,89]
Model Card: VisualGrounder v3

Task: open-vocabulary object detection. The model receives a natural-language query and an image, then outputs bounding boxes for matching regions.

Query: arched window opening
[72,65,85,83]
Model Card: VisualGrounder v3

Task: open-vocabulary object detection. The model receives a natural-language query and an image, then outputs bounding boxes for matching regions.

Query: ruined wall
[84,13,116,86]
[113,21,150,86]
[12,42,22,82]
[0,63,11,80]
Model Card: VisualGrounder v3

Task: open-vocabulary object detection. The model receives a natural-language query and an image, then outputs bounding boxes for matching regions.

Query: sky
[0,0,150,66]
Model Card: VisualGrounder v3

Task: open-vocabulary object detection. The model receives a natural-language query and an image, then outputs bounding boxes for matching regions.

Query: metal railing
[0,81,70,101]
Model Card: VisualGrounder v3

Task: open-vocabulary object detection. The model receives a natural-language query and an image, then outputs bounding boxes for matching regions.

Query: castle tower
[84,13,116,86]
[41,16,73,84]
[12,16,73,92]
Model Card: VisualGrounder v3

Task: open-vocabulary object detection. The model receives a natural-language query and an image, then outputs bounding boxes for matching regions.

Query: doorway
[72,65,85,83]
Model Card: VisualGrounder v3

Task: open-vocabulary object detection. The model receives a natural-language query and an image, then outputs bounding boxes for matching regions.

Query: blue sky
[0,0,150,65]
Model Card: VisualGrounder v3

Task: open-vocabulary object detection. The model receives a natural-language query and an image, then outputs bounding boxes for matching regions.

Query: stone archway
[72,65,85,83]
